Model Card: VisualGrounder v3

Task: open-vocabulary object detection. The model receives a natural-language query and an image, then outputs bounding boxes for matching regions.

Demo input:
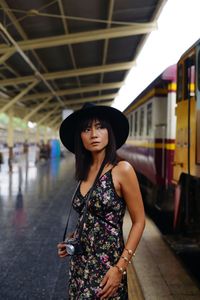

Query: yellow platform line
[124,211,144,299]
[127,262,144,300]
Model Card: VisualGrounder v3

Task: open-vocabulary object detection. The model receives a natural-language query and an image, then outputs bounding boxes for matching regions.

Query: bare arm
[98,161,145,299]
[117,161,145,263]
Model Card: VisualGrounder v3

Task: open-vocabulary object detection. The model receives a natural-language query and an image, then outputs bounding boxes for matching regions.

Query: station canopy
[0,0,166,129]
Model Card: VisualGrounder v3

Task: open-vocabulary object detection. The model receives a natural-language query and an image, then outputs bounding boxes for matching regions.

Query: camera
[64,237,84,255]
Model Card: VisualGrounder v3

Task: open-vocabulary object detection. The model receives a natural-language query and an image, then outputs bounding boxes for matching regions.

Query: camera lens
[66,244,75,255]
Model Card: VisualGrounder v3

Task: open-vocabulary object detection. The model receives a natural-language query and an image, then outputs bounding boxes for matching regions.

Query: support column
[44,127,47,144]
[23,123,29,154]
[36,125,40,144]
[7,109,14,172]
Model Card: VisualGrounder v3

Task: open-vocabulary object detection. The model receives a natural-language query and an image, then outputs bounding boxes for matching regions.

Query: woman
[58,103,145,299]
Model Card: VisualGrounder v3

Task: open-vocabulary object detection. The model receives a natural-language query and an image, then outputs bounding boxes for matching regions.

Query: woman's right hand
[57,242,68,258]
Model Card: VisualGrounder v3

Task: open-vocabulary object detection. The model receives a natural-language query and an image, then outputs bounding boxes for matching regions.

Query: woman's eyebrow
[94,120,101,125]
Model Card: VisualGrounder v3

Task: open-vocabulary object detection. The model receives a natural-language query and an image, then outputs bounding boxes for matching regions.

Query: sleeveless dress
[68,169,128,299]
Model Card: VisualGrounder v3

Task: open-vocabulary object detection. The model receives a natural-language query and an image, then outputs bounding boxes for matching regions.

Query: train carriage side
[118,65,177,215]
[173,39,200,239]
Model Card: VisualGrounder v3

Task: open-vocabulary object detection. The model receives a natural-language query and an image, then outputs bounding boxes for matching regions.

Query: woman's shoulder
[116,160,133,170]
[114,160,135,177]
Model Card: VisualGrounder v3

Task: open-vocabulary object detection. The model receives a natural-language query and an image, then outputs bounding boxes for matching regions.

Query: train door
[196,45,200,174]
[173,46,200,234]
[173,53,196,182]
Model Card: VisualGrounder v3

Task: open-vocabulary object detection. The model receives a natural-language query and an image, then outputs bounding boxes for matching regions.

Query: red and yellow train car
[173,39,200,241]
[119,38,200,249]
[118,65,177,213]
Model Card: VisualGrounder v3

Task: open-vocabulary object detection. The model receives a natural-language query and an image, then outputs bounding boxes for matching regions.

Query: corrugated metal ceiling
[0,0,166,129]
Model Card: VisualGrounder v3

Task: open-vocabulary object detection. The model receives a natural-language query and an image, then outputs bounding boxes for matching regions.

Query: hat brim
[59,105,129,153]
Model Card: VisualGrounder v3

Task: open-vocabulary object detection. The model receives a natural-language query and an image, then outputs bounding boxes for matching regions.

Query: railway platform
[0,152,200,299]
[124,216,200,300]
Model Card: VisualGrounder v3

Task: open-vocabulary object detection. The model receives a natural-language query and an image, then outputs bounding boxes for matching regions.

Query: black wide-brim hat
[59,103,129,153]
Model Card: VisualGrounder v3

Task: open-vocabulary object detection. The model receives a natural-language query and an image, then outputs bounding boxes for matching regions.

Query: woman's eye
[84,128,90,132]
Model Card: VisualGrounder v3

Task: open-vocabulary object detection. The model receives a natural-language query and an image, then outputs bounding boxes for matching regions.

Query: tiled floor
[0,152,77,299]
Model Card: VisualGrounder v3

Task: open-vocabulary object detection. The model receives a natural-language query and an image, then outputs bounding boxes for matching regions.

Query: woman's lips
[91,141,100,145]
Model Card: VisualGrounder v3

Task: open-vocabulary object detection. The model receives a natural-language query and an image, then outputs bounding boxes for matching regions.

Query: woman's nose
[91,126,97,137]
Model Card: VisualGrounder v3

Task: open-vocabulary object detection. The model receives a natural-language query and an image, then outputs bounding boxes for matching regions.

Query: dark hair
[74,116,117,180]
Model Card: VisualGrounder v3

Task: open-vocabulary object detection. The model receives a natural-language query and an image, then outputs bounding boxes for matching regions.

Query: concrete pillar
[36,125,40,144]
[44,126,47,144]
[7,109,14,172]
[23,123,29,154]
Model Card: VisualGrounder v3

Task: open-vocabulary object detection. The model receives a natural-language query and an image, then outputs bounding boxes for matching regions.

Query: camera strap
[62,181,81,241]
[62,159,106,242]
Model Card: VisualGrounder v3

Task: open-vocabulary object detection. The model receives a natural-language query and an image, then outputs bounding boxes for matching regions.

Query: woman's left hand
[98,266,122,299]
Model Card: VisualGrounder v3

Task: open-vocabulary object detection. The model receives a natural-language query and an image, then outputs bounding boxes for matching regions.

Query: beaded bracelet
[114,265,126,275]
[124,248,136,256]
[121,256,131,263]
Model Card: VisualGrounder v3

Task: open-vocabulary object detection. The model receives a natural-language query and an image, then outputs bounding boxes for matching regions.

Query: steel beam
[0,80,38,113]
[43,93,117,108]
[0,50,15,65]
[0,62,134,86]
[22,97,52,122]
[0,23,157,53]
[36,105,60,126]
[21,82,123,101]
[48,115,61,127]
[71,100,113,110]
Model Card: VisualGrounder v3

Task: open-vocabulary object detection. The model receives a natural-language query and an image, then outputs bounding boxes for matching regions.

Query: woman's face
[81,119,108,153]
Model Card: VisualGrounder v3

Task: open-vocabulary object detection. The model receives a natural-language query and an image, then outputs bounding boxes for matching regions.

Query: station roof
[0,0,166,129]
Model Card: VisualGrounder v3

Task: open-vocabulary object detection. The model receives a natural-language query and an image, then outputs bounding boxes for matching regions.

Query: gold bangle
[125,248,135,256]
[121,256,131,263]
[114,265,126,275]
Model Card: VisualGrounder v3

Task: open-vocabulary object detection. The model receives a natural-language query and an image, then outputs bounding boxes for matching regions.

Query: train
[118,38,200,251]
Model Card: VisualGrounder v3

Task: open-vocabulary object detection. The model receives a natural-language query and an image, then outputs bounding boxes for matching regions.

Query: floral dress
[68,169,128,299]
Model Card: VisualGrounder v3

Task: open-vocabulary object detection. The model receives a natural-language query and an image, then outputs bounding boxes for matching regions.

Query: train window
[177,63,183,102]
[139,108,144,136]
[146,103,152,136]
[190,65,195,97]
[185,62,195,99]
[134,111,138,136]
[184,57,195,100]
[177,57,195,102]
